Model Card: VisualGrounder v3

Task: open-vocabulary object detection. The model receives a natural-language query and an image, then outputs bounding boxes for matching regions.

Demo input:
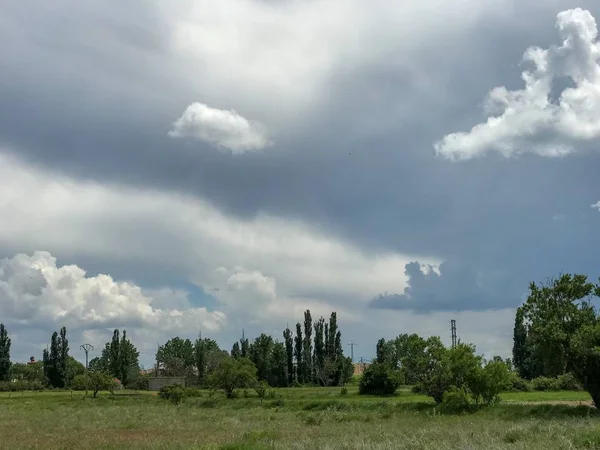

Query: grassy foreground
[1,387,599,449]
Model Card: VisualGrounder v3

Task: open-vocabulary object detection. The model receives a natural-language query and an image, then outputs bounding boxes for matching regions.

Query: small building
[148,376,186,391]
[26,357,36,365]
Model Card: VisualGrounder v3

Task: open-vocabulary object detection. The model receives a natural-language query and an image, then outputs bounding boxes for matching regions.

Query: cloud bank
[435,8,600,160]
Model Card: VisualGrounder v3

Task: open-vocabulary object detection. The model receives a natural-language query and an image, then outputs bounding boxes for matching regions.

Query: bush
[507,373,531,392]
[340,387,348,396]
[159,385,187,404]
[135,375,150,391]
[0,380,45,392]
[185,387,202,398]
[71,375,90,391]
[358,363,403,396]
[439,388,472,414]
[557,373,582,391]
[532,376,560,391]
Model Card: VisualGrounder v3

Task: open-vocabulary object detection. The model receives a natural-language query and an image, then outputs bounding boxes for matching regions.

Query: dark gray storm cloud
[0,0,599,320]
[370,261,525,313]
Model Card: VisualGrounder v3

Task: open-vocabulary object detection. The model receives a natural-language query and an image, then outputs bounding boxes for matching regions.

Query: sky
[1,0,599,368]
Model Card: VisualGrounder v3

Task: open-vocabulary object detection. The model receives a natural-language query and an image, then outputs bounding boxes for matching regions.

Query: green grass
[1,387,599,449]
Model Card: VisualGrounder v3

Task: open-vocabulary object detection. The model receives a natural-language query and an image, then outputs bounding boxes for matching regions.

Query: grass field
[1,387,599,449]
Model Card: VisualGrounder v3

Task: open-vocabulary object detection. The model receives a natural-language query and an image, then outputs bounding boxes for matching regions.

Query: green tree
[469,359,512,406]
[394,333,428,384]
[521,274,597,377]
[88,370,116,398]
[571,321,600,407]
[294,323,303,383]
[0,324,11,381]
[43,328,69,388]
[358,362,403,396]
[156,337,195,376]
[512,308,530,378]
[58,327,69,387]
[65,356,85,387]
[249,333,274,383]
[376,338,396,366]
[313,317,326,384]
[97,330,140,386]
[283,327,294,385]
[271,341,288,387]
[302,310,313,383]
[194,337,221,386]
[231,341,241,359]
[240,332,249,358]
[207,357,257,398]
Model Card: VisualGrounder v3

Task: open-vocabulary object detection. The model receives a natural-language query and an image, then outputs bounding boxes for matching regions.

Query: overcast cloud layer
[0,0,599,365]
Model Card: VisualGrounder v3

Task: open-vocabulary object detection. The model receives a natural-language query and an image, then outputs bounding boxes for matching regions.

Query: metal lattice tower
[450,319,457,348]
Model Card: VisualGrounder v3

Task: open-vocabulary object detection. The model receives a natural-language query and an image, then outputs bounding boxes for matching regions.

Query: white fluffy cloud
[435,8,600,160]
[0,251,225,332]
[592,201,600,211]
[169,102,272,153]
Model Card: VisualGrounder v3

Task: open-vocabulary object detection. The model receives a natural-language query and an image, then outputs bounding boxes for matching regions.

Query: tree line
[154,310,353,388]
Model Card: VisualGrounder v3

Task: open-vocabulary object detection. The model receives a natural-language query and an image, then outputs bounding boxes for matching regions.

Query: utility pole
[347,342,358,362]
[450,319,457,348]
[80,344,94,370]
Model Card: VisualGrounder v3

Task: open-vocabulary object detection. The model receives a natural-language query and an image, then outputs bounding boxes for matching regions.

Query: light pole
[80,344,94,370]
[80,344,94,398]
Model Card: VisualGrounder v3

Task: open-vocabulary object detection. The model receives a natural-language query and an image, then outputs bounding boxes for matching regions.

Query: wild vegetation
[1,274,600,448]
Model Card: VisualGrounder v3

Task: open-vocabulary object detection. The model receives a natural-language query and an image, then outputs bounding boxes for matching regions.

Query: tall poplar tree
[0,324,11,381]
[294,323,303,383]
[283,327,294,385]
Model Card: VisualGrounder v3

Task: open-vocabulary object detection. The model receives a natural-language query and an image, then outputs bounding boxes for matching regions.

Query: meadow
[1,386,599,450]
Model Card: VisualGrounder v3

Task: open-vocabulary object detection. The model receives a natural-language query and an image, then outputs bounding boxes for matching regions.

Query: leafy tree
[59,327,69,386]
[0,324,11,381]
[512,307,530,379]
[43,327,69,388]
[270,341,288,387]
[65,356,85,387]
[521,274,597,377]
[240,332,249,358]
[313,317,326,383]
[207,357,257,398]
[294,323,303,383]
[358,362,403,396]
[302,310,313,383]
[231,341,241,359]
[469,359,511,405]
[571,322,600,407]
[156,337,195,376]
[394,333,428,384]
[97,330,140,386]
[376,338,396,366]
[283,327,294,385]
[81,371,116,398]
[194,337,222,386]
[414,336,453,404]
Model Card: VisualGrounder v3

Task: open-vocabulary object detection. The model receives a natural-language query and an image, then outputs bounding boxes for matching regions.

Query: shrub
[469,360,512,405]
[207,357,257,398]
[135,375,150,391]
[507,373,530,392]
[340,387,348,396]
[557,373,582,391]
[254,381,268,403]
[358,363,403,396]
[159,385,187,404]
[439,388,472,414]
[185,387,202,397]
[71,374,90,391]
[532,376,560,391]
